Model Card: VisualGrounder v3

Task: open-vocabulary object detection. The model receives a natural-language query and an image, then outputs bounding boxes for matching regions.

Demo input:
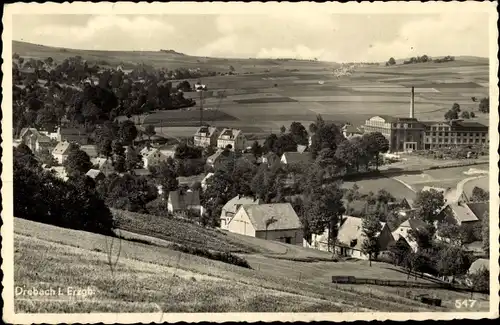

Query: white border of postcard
[2,1,499,323]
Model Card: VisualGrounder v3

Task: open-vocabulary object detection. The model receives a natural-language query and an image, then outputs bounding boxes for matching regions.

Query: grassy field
[14,41,489,139]
[15,217,461,313]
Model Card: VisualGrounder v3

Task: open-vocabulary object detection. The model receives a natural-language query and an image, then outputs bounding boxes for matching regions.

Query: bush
[170,243,252,269]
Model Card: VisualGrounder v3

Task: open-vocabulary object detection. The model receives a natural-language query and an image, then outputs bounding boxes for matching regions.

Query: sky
[12,13,489,62]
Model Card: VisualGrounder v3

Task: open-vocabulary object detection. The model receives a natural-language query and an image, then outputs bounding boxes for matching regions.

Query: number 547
[455,299,477,308]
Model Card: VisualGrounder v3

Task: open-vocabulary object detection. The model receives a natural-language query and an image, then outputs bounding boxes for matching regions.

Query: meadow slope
[14,217,489,313]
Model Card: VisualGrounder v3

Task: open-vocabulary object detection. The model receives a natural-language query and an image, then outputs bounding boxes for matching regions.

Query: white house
[280,152,313,165]
[158,144,178,159]
[333,216,395,260]
[19,128,53,153]
[217,128,246,151]
[219,195,263,230]
[142,149,168,169]
[52,141,71,164]
[194,126,220,148]
[227,203,303,245]
[86,169,105,181]
[391,218,428,253]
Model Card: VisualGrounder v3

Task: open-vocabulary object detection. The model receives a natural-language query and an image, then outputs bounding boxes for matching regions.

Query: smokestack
[410,86,415,118]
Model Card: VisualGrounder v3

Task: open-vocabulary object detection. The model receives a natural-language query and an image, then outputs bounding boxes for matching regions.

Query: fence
[331,276,481,292]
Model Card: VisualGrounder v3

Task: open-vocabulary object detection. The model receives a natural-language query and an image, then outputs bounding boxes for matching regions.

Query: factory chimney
[410,86,415,118]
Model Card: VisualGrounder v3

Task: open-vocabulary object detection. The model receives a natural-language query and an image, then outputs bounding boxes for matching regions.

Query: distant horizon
[12,39,489,64]
[12,13,489,63]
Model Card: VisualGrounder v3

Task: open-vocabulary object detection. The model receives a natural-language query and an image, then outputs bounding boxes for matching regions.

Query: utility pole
[200,89,204,127]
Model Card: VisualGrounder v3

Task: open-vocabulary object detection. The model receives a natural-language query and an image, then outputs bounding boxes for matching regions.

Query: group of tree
[434,56,456,63]
[12,55,199,136]
[402,55,431,65]
[14,144,114,235]
[478,97,489,113]
[444,103,462,120]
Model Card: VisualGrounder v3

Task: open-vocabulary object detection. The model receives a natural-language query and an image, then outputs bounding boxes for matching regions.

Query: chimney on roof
[410,86,415,118]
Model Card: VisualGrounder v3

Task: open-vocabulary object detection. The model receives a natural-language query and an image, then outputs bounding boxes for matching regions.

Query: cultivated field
[13,41,490,139]
[15,217,488,313]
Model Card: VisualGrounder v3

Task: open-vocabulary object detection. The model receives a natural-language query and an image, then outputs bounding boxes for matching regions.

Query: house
[167,190,203,216]
[333,216,395,259]
[342,124,363,139]
[296,144,308,154]
[220,195,263,230]
[227,203,303,245]
[217,128,246,151]
[56,126,89,144]
[52,141,71,164]
[440,201,488,226]
[201,172,214,190]
[86,169,105,181]
[135,133,167,145]
[387,197,415,216]
[158,144,178,159]
[80,145,99,159]
[47,166,68,181]
[142,149,168,169]
[391,218,428,253]
[280,152,313,165]
[344,199,389,218]
[206,149,231,169]
[194,126,220,148]
[19,128,53,152]
[132,168,151,177]
[468,258,489,275]
[91,157,115,176]
[177,174,206,187]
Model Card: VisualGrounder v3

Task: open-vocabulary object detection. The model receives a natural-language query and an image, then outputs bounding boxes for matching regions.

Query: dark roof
[376,115,419,123]
[282,152,313,164]
[240,203,302,231]
[453,121,488,130]
[466,201,489,220]
[168,190,200,210]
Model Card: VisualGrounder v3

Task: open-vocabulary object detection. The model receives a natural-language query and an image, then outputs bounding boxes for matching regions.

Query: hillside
[14,217,490,313]
[12,40,337,72]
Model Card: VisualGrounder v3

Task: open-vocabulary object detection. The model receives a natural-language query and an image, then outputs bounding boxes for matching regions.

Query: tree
[304,182,345,252]
[263,133,278,154]
[478,97,489,113]
[388,239,411,266]
[118,120,138,145]
[437,245,470,282]
[274,133,297,156]
[144,124,156,141]
[444,109,459,121]
[471,186,489,202]
[157,159,179,198]
[125,146,143,171]
[414,189,445,224]
[250,141,262,158]
[482,211,489,255]
[470,267,489,293]
[361,214,382,266]
[470,112,476,118]
[280,125,286,134]
[14,144,40,170]
[408,223,435,251]
[461,111,470,119]
[289,121,309,146]
[452,103,461,113]
[63,145,92,177]
[362,132,389,170]
[310,122,344,159]
[97,138,113,159]
[387,57,396,66]
[176,80,192,92]
[335,140,359,173]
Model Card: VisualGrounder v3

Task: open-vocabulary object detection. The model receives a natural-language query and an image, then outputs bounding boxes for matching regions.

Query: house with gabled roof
[220,195,263,230]
[80,144,99,159]
[332,216,395,259]
[142,148,168,169]
[206,149,233,169]
[227,203,303,245]
[280,152,313,165]
[391,218,428,253]
[217,128,246,151]
[19,127,53,153]
[86,169,105,181]
[52,141,71,164]
[194,126,220,148]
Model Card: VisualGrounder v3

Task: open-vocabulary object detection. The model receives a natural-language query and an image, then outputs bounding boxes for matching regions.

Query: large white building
[194,126,219,148]
[217,128,246,151]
